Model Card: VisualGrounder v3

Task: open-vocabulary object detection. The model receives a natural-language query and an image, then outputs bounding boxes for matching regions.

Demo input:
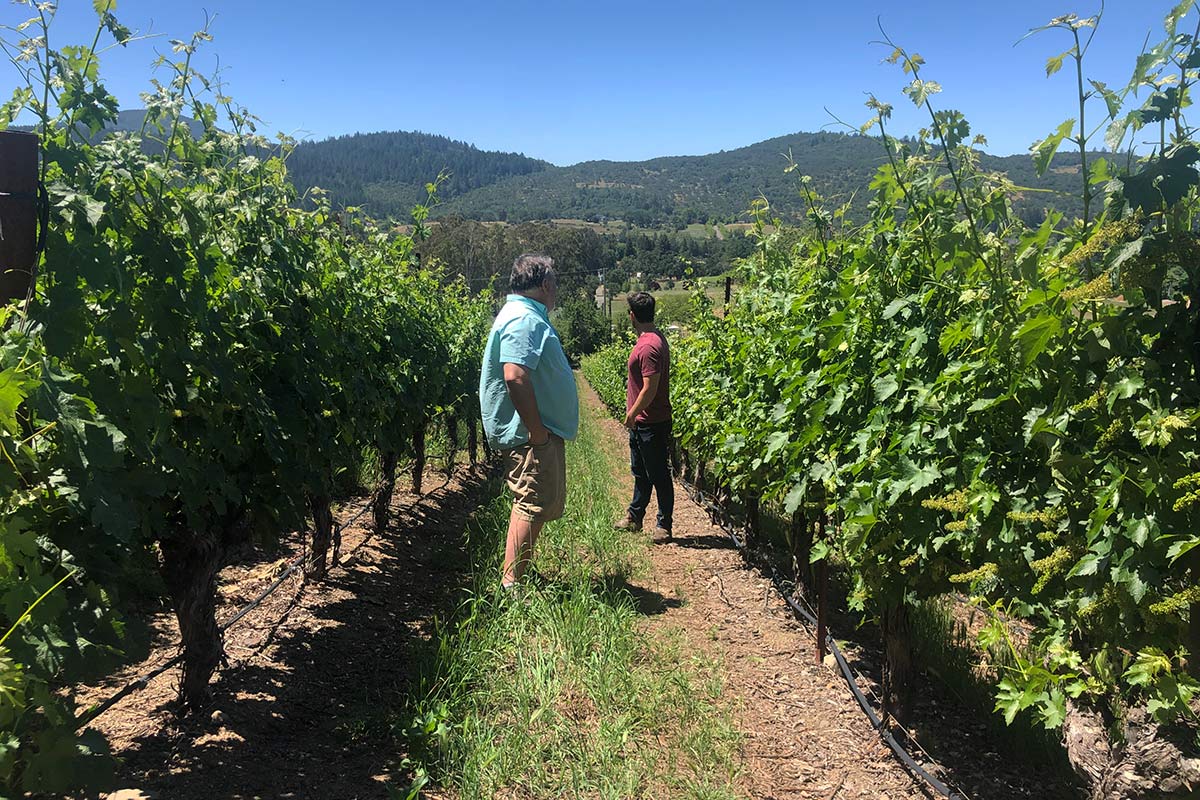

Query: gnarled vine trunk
[880,600,912,722]
[445,413,458,475]
[307,494,333,580]
[1065,701,1200,799]
[374,450,398,533]
[411,418,427,495]
[159,524,224,712]
[467,417,478,466]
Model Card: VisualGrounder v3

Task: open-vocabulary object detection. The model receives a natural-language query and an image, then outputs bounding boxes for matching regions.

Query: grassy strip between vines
[0,3,491,796]
[400,382,742,799]
[588,6,1200,798]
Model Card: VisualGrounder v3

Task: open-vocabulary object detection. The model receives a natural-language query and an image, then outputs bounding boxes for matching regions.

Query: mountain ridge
[14,110,1090,227]
[434,129,1091,226]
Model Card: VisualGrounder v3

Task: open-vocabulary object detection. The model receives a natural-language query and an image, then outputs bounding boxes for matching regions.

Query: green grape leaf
[1031,119,1076,176]
[1015,314,1062,366]
[1047,50,1070,77]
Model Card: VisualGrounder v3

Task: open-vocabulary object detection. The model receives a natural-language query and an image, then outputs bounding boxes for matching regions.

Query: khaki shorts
[503,434,567,523]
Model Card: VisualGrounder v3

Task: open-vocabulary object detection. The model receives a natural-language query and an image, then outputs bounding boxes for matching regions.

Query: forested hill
[36,114,1092,227]
[436,130,1095,227]
[284,131,549,217]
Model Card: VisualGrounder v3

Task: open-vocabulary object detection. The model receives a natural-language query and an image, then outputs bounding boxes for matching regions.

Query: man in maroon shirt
[614,292,673,541]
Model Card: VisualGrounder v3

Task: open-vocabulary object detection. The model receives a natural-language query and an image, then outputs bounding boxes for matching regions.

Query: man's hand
[503,362,550,446]
[624,373,659,430]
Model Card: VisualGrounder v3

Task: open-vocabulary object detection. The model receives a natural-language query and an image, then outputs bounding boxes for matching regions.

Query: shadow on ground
[722,515,1085,800]
[669,532,736,551]
[592,575,684,616]
[109,468,500,800]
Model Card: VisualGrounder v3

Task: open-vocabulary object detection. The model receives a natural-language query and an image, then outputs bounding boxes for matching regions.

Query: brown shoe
[653,526,673,543]
[614,515,642,532]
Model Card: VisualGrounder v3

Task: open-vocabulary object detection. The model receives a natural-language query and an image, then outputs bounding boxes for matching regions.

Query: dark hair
[627,291,655,323]
[510,253,555,293]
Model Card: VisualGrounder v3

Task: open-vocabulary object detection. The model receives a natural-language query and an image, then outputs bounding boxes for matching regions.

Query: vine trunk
[159,523,225,711]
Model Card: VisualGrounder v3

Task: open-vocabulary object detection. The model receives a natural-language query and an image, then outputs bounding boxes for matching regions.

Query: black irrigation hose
[680,474,966,800]
[74,495,380,731]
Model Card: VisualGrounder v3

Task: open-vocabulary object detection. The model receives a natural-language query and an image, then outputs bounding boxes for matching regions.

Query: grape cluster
[1061,215,1143,273]
[921,489,969,513]
[949,562,999,585]
[1070,385,1106,413]
[1061,272,1115,303]
[1149,584,1200,616]
[1007,507,1067,527]
[1098,418,1126,449]
[1172,472,1200,512]
[1031,546,1080,595]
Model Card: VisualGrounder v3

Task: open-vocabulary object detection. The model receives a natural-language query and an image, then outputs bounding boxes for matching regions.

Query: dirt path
[84,465,496,800]
[579,380,927,800]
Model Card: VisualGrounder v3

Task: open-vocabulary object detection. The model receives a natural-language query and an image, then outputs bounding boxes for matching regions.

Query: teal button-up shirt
[479,294,579,450]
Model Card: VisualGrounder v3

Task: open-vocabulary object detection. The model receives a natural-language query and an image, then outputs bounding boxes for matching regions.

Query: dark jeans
[628,421,674,531]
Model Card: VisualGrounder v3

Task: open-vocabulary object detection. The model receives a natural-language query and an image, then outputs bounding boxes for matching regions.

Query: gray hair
[510,253,555,293]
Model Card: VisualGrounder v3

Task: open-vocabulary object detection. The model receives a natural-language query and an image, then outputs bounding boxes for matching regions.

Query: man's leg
[625,429,652,527]
[501,434,563,587]
[502,510,544,587]
[644,425,674,533]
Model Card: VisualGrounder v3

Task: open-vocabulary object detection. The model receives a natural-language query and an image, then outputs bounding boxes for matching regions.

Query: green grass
[400,383,743,799]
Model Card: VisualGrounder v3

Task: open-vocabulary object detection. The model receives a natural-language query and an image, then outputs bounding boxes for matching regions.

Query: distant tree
[554,292,611,364]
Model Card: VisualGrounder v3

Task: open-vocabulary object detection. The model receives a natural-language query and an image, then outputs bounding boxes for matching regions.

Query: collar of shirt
[506,293,549,322]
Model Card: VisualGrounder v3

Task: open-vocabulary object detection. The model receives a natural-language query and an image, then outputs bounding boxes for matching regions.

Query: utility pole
[0,131,39,305]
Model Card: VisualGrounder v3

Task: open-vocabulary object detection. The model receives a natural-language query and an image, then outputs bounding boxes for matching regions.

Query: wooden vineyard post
[791,508,812,589]
[816,508,829,664]
[1188,551,1200,678]
[411,419,427,496]
[724,276,732,307]
[745,494,760,549]
[0,131,39,305]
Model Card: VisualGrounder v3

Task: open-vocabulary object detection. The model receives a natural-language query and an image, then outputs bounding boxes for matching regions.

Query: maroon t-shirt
[626,330,671,424]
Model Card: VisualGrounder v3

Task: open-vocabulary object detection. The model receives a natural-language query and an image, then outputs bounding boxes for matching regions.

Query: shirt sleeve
[640,339,663,377]
[498,318,545,370]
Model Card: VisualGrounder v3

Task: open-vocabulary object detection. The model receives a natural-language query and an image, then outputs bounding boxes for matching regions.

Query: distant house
[594,284,607,310]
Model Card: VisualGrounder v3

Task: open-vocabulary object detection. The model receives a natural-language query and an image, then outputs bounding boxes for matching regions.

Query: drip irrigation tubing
[75,489,390,731]
[679,472,967,800]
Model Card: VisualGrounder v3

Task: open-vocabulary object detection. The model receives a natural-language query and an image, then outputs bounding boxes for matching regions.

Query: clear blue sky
[1,1,1190,165]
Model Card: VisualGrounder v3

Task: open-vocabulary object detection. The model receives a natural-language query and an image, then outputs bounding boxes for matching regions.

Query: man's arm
[623,372,660,428]
[504,362,550,445]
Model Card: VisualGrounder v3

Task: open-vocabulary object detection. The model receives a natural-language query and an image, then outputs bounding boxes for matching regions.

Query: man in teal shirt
[479,253,579,589]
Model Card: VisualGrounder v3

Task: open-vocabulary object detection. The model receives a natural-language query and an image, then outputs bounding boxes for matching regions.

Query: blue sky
[0,1,1190,165]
